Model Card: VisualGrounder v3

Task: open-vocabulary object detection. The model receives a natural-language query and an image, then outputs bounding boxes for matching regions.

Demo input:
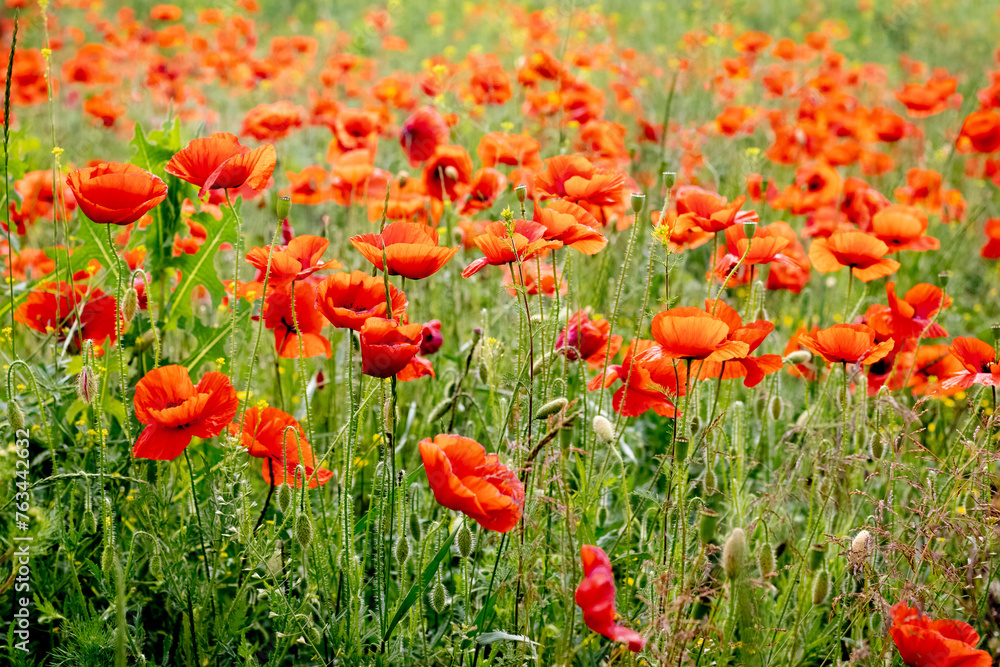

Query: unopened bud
[121,287,139,329]
[457,522,474,559]
[593,415,614,443]
[759,542,775,577]
[7,399,24,431]
[83,507,97,533]
[812,569,829,605]
[409,513,422,541]
[395,536,410,566]
[443,165,459,181]
[631,192,646,213]
[276,483,293,514]
[295,514,313,549]
[769,396,783,420]
[77,365,100,405]
[848,530,871,572]
[101,541,116,579]
[689,415,703,436]
[274,196,291,221]
[723,527,747,580]
[150,552,163,578]
[514,184,527,203]
[784,350,812,365]
[535,397,567,420]
[431,581,448,613]
[428,398,453,423]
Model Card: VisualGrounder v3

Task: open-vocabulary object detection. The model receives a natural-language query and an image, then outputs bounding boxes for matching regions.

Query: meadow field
[2,0,1000,665]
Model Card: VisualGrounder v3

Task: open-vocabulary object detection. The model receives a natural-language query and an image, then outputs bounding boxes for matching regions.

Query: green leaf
[164,206,238,331]
[130,120,180,174]
[383,524,457,642]
[180,309,250,373]
[476,631,538,647]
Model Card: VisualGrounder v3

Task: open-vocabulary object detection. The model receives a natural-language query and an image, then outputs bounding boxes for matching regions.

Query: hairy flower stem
[184,448,217,635]
[105,225,133,450]
[289,280,314,440]
[3,21,18,359]
[225,190,243,383]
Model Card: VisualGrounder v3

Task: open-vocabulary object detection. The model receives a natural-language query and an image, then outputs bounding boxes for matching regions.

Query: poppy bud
[535,397,567,420]
[431,581,448,613]
[592,415,614,443]
[443,165,459,182]
[630,192,646,213]
[457,522,474,559]
[7,399,24,431]
[514,184,527,203]
[703,467,717,494]
[77,364,100,405]
[295,514,313,550]
[809,543,825,570]
[274,195,291,222]
[769,396,783,421]
[689,415,702,436]
[394,536,410,566]
[121,287,139,329]
[150,552,163,579]
[277,483,293,514]
[812,569,829,605]
[596,505,609,527]
[753,396,766,418]
[428,398,453,423]
[759,542,775,577]
[723,527,747,580]
[83,506,97,533]
[784,350,812,365]
[849,530,871,572]
[531,352,549,376]
[101,541,116,579]
[409,513,422,542]
[420,320,443,355]
[869,433,884,459]
[663,172,676,189]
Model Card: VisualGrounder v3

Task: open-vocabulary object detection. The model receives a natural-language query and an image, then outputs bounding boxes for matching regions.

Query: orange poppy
[589,339,683,418]
[229,406,333,488]
[697,300,783,387]
[359,317,422,378]
[245,234,342,286]
[869,205,939,252]
[15,281,118,354]
[556,310,622,369]
[869,282,950,340]
[419,434,524,533]
[942,336,1000,390]
[461,220,562,277]
[457,168,507,215]
[350,221,459,280]
[501,260,566,297]
[889,602,990,667]
[645,307,750,363]
[400,106,449,166]
[796,323,894,366]
[165,133,276,197]
[981,218,1000,259]
[66,162,167,226]
[533,203,608,254]
[808,231,900,282]
[534,155,626,207]
[316,270,407,331]
[477,132,542,170]
[133,365,238,461]
[422,144,473,201]
[242,101,305,141]
[575,545,645,653]
[894,75,958,118]
[674,185,758,234]
[262,282,332,359]
[957,110,1000,153]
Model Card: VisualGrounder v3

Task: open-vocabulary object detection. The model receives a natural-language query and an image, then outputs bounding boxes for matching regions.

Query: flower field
[3,0,1000,665]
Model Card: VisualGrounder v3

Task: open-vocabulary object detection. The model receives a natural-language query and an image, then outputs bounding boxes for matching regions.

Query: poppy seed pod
[535,397,567,420]
[273,195,292,222]
[514,184,527,203]
[663,172,677,189]
[593,415,614,443]
[7,399,25,431]
[121,287,139,329]
[936,271,950,288]
[723,527,748,580]
[742,220,757,240]
[784,350,812,365]
[277,483,293,514]
[631,192,645,213]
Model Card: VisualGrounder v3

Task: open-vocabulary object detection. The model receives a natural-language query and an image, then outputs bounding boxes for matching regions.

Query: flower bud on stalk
[592,415,614,443]
[77,363,100,406]
[849,530,871,574]
[431,581,448,613]
[784,350,811,365]
[274,195,291,222]
[457,522,474,559]
[535,397,567,420]
[395,536,410,567]
[277,483,293,514]
[8,399,24,431]
[723,527,748,580]
[812,569,829,605]
[295,514,313,550]
[121,287,139,330]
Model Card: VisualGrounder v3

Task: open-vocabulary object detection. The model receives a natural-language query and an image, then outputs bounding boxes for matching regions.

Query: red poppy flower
[696,300,783,387]
[15,281,118,353]
[796,323,894,366]
[422,144,473,201]
[477,132,542,170]
[869,282,950,340]
[133,365,238,461]
[316,270,407,331]
[675,185,758,234]
[533,203,608,255]
[982,219,1000,259]
[589,339,684,418]
[534,155,626,207]
[400,106,449,166]
[889,602,990,667]
[66,162,167,226]
[242,101,305,141]
[419,434,524,533]
[942,336,1000,390]
[894,76,958,118]
[245,234,342,286]
[461,220,562,277]
[419,320,443,355]
[229,406,333,488]
[165,132,276,197]
[808,231,901,282]
[869,205,939,252]
[350,221,459,280]
[575,545,645,652]
[457,168,508,215]
[556,310,622,368]
[645,307,750,363]
[957,110,1000,154]
[263,281,332,359]
[397,355,436,382]
[359,317,422,378]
